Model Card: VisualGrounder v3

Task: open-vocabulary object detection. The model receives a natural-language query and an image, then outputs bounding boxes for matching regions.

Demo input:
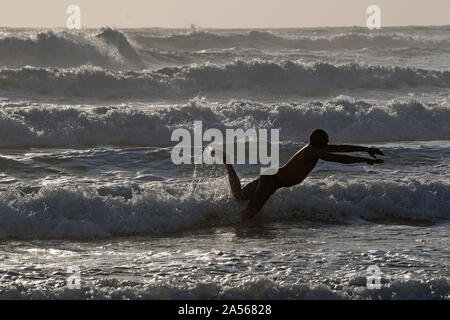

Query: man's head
[309,129,329,149]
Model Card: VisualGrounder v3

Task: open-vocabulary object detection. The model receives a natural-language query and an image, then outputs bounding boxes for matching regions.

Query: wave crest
[135,30,450,51]
[0,29,144,69]
[0,98,448,148]
[1,61,449,99]
[0,177,448,239]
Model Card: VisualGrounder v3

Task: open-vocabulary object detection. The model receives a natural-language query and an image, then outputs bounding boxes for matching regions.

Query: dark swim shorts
[241,174,281,211]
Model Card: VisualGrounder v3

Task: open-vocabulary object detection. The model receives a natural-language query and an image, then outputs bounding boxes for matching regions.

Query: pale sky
[0,0,449,28]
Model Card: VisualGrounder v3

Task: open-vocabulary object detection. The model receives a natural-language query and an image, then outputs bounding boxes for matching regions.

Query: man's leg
[239,174,280,221]
[217,149,266,218]
[240,207,259,221]
[223,155,246,201]
[219,149,259,202]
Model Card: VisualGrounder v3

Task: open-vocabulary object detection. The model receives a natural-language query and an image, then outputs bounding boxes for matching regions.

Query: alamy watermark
[66,266,81,289]
[366,265,382,289]
[366,5,381,30]
[171,121,280,175]
[67,5,81,30]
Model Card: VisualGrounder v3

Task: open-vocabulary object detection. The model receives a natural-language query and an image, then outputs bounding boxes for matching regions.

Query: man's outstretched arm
[326,145,384,158]
[313,149,384,165]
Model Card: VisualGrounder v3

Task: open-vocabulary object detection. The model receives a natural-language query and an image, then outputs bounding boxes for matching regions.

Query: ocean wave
[0,106,171,148]
[0,98,448,148]
[0,277,448,299]
[96,28,145,68]
[0,29,144,69]
[1,28,449,71]
[133,30,450,51]
[0,177,448,239]
[1,61,449,99]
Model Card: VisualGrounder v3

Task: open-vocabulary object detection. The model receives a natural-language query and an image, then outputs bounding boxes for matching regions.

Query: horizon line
[1,24,449,30]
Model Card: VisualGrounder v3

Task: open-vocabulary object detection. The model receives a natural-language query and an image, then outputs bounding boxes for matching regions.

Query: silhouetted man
[224,129,384,221]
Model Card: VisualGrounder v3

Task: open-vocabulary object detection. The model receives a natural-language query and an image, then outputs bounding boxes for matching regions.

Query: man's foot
[240,207,258,221]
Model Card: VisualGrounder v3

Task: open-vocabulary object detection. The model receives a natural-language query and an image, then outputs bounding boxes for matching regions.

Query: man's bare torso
[223,134,384,220]
[276,145,318,188]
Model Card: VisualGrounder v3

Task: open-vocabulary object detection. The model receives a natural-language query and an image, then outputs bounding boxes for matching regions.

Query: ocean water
[0,26,449,299]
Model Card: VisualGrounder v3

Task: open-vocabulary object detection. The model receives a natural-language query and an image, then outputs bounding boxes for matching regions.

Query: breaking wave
[0,61,449,99]
[0,98,448,148]
[134,29,450,51]
[1,27,449,71]
[0,177,448,239]
[0,29,144,69]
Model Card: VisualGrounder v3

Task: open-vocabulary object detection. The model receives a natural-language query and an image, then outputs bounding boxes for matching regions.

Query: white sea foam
[1,61,449,99]
[0,277,448,299]
[0,98,448,148]
[0,176,447,239]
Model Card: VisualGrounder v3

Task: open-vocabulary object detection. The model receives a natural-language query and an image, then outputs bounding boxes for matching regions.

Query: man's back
[277,145,318,188]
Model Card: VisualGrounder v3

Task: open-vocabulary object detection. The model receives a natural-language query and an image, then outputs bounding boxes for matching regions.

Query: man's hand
[366,158,384,165]
[367,147,384,158]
